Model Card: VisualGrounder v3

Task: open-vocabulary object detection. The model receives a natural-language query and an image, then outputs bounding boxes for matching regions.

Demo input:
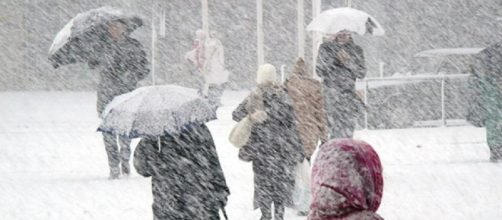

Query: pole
[151,2,156,85]
[347,0,352,7]
[441,76,446,126]
[379,62,385,78]
[312,0,321,76]
[364,80,369,129]
[281,64,286,84]
[297,0,305,58]
[202,0,209,35]
[257,0,264,66]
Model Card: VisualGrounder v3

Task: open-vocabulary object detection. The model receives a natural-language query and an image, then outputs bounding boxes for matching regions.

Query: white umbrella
[98,85,217,138]
[48,7,143,69]
[307,7,385,36]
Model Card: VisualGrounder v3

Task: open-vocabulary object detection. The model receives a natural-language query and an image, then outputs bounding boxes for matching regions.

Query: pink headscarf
[309,139,384,220]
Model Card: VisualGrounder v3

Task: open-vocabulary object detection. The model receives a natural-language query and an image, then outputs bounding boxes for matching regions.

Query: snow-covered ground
[0,91,501,220]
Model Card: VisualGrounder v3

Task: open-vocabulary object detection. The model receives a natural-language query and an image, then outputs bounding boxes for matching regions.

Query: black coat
[316,40,366,91]
[134,124,230,220]
[233,85,304,209]
[94,36,149,115]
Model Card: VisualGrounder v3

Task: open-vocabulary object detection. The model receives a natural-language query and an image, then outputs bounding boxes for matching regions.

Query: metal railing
[359,74,470,129]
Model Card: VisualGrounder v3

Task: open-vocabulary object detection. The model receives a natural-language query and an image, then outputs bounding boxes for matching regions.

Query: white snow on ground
[0,91,501,220]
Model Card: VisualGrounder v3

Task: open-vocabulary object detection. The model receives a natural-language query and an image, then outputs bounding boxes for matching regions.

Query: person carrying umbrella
[97,19,149,179]
[133,123,230,220]
[98,84,229,219]
[308,7,384,139]
[49,7,149,179]
[316,30,366,139]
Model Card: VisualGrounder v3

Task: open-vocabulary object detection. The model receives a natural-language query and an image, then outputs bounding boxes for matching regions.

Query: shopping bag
[293,159,311,212]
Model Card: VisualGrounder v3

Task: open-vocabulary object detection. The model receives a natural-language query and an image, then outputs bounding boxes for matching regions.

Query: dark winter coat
[468,42,502,147]
[134,124,230,220]
[233,84,304,209]
[316,40,366,91]
[93,36,149,115]
[316,40,366,138]
[285,58,328,159]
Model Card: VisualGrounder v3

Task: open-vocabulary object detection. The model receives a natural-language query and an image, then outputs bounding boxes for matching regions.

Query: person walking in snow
[468,42,502,162]
[90,20,149,179]
[202,31,230,107]
[316,30,366,139]
[309,139,384,220]
[285,57,328,161]
[134,123,230,220]
[233,64,304,220]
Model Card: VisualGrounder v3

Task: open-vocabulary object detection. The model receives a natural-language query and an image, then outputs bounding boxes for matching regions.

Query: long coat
[285,59,328,159]
[134,124,230,220]
[233,85,304,209]
[203,37,230,85]
[316,40,366,138]
[470,42,502,148]
[93,36,149,115]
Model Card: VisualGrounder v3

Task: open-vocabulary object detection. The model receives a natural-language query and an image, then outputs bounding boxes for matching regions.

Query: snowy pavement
[0,91,501,220]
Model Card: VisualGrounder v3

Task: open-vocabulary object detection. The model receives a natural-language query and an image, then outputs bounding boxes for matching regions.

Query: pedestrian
[309,139,384,220]
[233,64,304,220]
[468,42,502,162]
[316,30,366,139]
[90,20,149,179]
[185,29,206,73]
[285,57,329,160]
[202,31,231,107]
[134,123,230,220]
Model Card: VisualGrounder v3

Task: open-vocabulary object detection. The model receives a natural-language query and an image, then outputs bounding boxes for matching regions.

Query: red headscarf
[309,139,384,220]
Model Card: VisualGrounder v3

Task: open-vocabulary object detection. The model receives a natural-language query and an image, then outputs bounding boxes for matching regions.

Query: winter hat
[309,139,384,220]
[256,64,277,85]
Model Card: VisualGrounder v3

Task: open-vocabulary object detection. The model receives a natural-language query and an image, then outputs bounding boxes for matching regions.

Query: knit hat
[256,64,277,85]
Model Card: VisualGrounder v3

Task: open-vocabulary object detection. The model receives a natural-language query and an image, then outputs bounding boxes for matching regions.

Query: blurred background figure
[202,31,231,107]
[468,41,502,162]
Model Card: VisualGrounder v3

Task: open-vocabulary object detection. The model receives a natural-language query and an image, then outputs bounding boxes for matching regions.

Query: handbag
[229,115,253,148]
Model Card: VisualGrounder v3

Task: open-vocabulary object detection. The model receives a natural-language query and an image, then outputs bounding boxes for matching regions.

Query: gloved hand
[250,110,267,123]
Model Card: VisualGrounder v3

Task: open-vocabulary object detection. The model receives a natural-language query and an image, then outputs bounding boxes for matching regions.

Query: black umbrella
[48,6,143,69]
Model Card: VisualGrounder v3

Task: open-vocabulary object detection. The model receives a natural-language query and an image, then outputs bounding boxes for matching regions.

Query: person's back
[234,64,303,220]
[134,124,229,220]
[309,139,384,220]
[286,58,328,159]
[316,39,365,91]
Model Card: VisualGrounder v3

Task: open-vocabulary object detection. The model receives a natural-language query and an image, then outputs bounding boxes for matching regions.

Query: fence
[360,74,471,129]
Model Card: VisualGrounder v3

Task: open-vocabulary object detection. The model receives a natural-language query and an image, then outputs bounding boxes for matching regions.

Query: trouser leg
[103,133,119,169]
[274,202,285,220]
[118,136,131,174]
[260,203,272,220]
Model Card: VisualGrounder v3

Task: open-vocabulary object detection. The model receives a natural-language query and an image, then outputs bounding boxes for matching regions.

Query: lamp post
[257,0,264,66]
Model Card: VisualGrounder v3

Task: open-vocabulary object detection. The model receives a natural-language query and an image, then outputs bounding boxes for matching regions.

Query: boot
[108,167,120,180]
[260,206,272,220]
[274,205,285,220]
